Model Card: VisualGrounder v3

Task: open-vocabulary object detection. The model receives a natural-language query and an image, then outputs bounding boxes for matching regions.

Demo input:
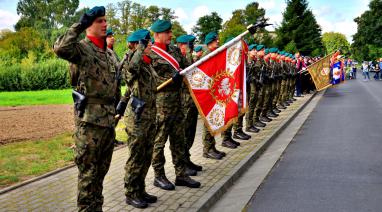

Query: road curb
[191,92,318,212]
[0,144,127,195]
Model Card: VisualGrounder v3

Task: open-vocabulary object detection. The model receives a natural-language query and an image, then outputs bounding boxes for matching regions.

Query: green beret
[176,34,196,43]
[194,46,203,52]
[256,45,265,51]
[204,32,218,45]
[248,44,257,51]
[86,6,105,18]
[265,48,270,54]
[151,20,172,33]
[127,29,150,43]
[106,29,114,36]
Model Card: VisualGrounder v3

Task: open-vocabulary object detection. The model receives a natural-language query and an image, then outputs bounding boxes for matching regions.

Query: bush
[0,59,70,91]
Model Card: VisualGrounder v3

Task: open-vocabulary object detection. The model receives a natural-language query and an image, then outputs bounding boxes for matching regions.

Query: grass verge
[0,122,127,188]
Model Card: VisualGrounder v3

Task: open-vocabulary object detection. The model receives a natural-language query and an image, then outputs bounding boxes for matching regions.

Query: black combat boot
[203,149,223,160]
[267,111,278,118]
[185,166,197,176]
[246,126,260,133]
[126,195,148,209]
[283,101,290,106]
[188,161,203,171]
[213,147,226,157]
[233,129,251,140]
[153,175,175,190]
[222,138,237,149]
[175,175,201,188]
[254,120,266,128]
[273,108,282,113]
[260,116,272,122]
[142,192,157,203]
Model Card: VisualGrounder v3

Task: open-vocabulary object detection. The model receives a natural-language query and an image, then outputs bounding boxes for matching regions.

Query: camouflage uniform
[255,59,266,120]
[245,57,261,127]
[122,45,157,199]
[54,23,120,211]
[261,60,273,117]
[150,45,189,177]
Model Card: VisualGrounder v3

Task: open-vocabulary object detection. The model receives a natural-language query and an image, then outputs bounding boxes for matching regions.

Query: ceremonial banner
[307,53,334,91]
[184,40,247,135]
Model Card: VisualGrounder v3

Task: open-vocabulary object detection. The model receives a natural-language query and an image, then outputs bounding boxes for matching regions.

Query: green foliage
[172,21,187,42]
[0,59,70,91]
[16,0,79,30]
[276,0,323,56]
[192,12,223,43]
[352,0,382,61]
[322,32,350,55]
[219,2,269,45]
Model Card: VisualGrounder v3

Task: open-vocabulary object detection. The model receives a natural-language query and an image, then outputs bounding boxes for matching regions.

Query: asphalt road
[247,75,382,212]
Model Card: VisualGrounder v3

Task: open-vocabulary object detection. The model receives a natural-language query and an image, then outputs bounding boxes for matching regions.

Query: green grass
[0,86,127,107]
[0,89,72,106]
[0,121,127,188]
[0,133,75,187]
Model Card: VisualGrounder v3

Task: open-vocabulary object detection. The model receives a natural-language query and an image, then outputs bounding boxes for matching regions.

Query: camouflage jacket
[150,44,188,91]
[121,45,157,118]
[54,23,120,128]
[181,50,194,108]
[247,57,262,85]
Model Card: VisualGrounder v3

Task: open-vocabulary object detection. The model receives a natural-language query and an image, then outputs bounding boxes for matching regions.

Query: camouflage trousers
[202,124,216,153]
[183,104,199,163]
[245,83,258,127]
[278,79,288,104]
[124,107,156,198]
[73,122,115,212]
[261,83,272,116]
[255,85,265,120]
[233,115,244,131]
[152,92,186,177]
[272,79,281,108]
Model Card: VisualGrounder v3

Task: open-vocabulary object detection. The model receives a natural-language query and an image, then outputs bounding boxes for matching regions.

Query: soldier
[260,48,273,123]
[106,28,119,61]
[268,48,280,118]
[120,29,157,208]
[250,45,267,128]
[53,6,120,211]
[201,32,228,159]
[245,44,262,133]
[176,34,203,176]
[150,20,200,190]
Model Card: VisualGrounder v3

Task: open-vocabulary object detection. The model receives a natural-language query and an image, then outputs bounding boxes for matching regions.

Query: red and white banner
[184,40,247,135]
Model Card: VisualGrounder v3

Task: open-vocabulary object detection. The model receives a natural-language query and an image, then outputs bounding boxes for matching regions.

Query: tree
[106,3,120,33]
[322,32,350,55]
[219,2,270,45]
[130,2,146,31]
[118,0,132,34]
[352,0,382,61]
[192,12,223,43]
[171,21,187,42]
[15,0,79,30]
[276,0,323,56]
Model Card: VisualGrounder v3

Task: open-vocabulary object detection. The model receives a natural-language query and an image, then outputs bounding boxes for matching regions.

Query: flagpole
[156,25,254,92]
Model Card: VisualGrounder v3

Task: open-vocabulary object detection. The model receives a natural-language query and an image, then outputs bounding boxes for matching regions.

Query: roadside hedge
[0,59,70,91]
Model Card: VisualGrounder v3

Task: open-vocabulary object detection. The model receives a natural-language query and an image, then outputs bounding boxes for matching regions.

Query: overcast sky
[0,0,370,42]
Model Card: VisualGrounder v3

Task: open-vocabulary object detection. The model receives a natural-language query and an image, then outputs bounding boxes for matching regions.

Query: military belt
[87,97,115,105]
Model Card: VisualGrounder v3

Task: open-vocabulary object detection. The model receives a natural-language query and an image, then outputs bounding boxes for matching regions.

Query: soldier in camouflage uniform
[193,46,204,61]
[120,29,157,209]
[150,20,200,190]
[176,34,203,175]
[252,45,268,127]
[201,32,228,159]
[245,44,263,133]
[268,49,280,118]
[259,48,274,123]
[54,6,120,211]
